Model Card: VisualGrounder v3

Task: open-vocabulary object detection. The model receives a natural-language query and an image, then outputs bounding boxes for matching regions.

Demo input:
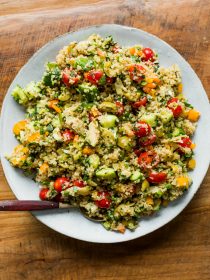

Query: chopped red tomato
[72,180,85,188]
[39,189,49,200]
[148,172,167,184]
[139,134,156,146]
[138,151,159,169]
[135,121,151,137]
[177,137,192,148]
[95,191,111,209]
[132,97,147,109]
[142,48,155,61]
[134,149,141,157]
[129,64,145,83]
[62,129,75,143]
[167,98,183,118]
[62,68,80,87]
[84,70,103,85]
[115,101,124,115]
[54,177,70,192]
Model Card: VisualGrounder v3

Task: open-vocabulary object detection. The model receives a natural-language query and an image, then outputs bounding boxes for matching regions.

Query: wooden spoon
[0,200,105,221]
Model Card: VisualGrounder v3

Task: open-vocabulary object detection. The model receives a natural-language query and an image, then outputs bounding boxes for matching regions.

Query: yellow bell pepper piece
[187,109,200,122]
[188,159,196,170]
[82,146,94,155]
[13,120,27,135]
[27,132,40,143]
[39,163,49,173]
[176,176,189,188]
[48,99,61,113]
[146,196,154,205]
[178,83,183,93]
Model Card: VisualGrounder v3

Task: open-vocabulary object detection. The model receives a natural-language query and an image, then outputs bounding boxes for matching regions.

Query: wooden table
[0,1,210,279]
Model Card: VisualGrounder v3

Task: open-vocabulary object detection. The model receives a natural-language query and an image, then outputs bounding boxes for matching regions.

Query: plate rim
[1,23,210,243]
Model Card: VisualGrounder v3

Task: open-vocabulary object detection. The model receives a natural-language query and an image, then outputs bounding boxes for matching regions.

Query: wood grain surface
[0,1,210,279]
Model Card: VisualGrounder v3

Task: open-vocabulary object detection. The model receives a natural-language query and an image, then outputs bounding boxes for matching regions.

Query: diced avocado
[12,85,28,105]
[99,114,118,128]
[77,82,99,102]
[89,154,100,169]
[172,127,185,137]
[124,91,141,102]
[130,170,143,182]
[141,113,157,127]
[117,136,134,151]
[96,168,116,180]
[99,102,117,113]
[159,108,173,124]
[101,128,117,146]
[77,186,91,196]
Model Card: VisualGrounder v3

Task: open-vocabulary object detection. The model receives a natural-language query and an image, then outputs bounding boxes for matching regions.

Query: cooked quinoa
[8,34,200,233]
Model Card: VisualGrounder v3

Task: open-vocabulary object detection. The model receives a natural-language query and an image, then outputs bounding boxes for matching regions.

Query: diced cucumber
[75,57,94,71]
[172,127,185,137]
[159,108,173,124]
[99,114,118,128]
[130,170,143,182]
[89,154,100,169]
[12,85,28,105]
[141,113,157,127]
[117,136,134,151]
[96,168,116,180]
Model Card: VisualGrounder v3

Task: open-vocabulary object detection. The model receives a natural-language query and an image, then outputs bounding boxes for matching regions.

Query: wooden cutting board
[0,1,210,279]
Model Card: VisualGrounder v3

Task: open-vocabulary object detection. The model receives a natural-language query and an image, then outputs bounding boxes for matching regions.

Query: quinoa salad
[7,34,200,233]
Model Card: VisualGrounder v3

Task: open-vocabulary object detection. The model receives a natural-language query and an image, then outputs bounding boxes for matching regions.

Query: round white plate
[1,24,210,243]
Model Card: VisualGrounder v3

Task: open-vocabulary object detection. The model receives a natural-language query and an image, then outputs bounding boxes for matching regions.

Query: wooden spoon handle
[0,200,59,211]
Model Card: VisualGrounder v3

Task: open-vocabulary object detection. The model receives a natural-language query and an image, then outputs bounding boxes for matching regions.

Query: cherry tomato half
[62,68,80,87]
[95,191,111,209]
[138,151,159,170]
[54,177,70,192]
[129,64,145,83]
[62,129,75,143]
[132,97,147,109]
[72,180,85,188]
[84,70,103,85]
[139,134,157,146]
[142,48,155,61]
[39,189,49,200]
[167,98,183,118]
[135,121,151,138]
[115,101,124,115]
[147,172,167,184]
[177,137,192,148]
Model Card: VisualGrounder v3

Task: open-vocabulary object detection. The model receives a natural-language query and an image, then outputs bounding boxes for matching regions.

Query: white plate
[1,24,210,243]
